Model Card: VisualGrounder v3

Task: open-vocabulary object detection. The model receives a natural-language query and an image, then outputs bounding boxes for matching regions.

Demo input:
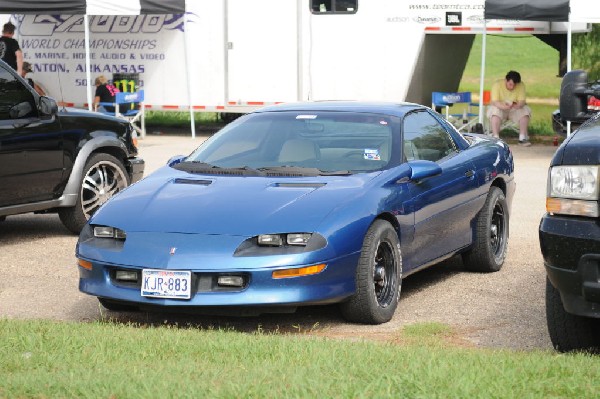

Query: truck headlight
[547,166,599,217]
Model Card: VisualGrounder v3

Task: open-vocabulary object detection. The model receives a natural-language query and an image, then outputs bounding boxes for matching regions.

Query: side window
[311,0,358,14]
[0,66,37,121]
[402,111,458,162]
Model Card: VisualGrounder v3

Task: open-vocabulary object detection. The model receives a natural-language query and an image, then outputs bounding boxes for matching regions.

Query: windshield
[182,111,398,175]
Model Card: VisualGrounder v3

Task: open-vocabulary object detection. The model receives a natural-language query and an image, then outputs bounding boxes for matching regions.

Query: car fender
[57,134,129,207]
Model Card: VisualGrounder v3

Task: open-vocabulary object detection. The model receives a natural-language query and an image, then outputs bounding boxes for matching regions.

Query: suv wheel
[59,153,129,234]
[546,278,600,353]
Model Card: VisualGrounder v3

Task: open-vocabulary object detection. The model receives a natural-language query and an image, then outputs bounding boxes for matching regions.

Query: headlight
[235,233,327,256]
[547,166,599,217]
[549,166,599,200]
[258,233,312,247]
[93,226,127,239]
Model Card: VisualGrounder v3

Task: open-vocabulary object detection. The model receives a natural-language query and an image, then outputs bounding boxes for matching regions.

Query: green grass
[459,34,563,100]
[145,110,220,126]
[1,319,598,398]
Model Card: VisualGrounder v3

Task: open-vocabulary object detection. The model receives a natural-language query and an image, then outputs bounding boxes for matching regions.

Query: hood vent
[173,178,213,186]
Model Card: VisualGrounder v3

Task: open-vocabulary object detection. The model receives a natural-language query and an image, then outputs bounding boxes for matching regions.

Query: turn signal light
[546,197,599,217]
[78,259,92,270]
[272,264,326,279]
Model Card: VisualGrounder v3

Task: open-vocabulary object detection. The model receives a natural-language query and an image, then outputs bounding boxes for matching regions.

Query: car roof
[254,101,425,118]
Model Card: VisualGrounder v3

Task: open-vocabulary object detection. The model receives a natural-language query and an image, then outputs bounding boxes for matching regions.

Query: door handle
[465,170,475,178]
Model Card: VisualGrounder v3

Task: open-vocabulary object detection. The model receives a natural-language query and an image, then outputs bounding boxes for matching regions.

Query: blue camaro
[77,102,515,324]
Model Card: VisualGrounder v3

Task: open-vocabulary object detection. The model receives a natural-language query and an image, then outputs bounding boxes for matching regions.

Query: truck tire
[545,278,600,353]
[59,153,129,234]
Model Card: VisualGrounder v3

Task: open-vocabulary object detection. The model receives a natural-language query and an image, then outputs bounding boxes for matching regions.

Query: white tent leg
[84,15,92,111]
[567,16,572,137]
[184,5,196,139]
[478,19,487,128]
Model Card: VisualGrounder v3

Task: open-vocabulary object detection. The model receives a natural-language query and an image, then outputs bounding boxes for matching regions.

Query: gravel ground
[0,133,558,351]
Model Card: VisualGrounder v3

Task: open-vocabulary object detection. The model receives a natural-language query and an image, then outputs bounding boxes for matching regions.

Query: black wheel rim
[490,199,506,259]
[81,161,127,219]
[373,241,397,307]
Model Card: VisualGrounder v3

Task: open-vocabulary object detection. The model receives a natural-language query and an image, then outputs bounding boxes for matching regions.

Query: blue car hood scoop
[91,170,371,236]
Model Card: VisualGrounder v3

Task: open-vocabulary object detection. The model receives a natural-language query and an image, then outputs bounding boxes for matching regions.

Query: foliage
[572,24,600,81]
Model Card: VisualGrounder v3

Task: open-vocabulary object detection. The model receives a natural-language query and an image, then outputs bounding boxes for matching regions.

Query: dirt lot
[0,134,558,350]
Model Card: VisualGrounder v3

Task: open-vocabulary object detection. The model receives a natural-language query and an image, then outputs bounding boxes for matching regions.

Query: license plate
[141,269,191,299]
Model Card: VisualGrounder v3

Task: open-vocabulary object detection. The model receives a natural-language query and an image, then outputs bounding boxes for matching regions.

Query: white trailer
[7,0,589,114]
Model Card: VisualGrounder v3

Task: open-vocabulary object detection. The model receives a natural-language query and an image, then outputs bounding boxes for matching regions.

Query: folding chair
[432,91,480,132]
[98,90,146,138]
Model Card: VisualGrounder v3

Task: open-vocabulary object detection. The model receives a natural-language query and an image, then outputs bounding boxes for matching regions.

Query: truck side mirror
[559,70,588,122]
[39,96,58,117]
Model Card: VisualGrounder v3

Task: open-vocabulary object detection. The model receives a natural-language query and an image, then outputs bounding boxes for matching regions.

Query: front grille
[108,268,249,292]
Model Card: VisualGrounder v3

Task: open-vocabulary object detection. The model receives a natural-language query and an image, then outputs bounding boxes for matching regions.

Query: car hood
[90,166,379,236]
[554,126,600,166]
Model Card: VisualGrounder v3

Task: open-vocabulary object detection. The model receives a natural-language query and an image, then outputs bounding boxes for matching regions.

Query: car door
[401,110,479,269]
[0,64,63,207]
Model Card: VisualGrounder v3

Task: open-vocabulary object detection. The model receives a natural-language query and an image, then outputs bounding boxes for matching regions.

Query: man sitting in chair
[93,75,120,113]
[487,70,532,146]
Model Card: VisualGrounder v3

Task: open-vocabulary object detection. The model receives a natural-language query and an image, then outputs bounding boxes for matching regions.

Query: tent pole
[478,19,487,127]
[567,14,572,136]
[183,5,196,139]
[84,15,93,111]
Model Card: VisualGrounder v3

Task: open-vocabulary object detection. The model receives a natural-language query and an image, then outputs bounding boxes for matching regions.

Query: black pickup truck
[539,69,600,353]
[0,60,144,233]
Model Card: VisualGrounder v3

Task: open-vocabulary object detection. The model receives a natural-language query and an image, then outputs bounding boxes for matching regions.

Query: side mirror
[39,96,58,117]
[408,160,442,181]
[559,70,589,122]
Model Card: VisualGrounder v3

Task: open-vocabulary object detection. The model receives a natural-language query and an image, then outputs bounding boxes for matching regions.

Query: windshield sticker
[296,115,318,119]
[364,149,381,161]
[379,120,388,125]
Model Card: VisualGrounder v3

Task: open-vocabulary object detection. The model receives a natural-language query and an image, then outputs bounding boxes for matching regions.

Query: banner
[11,13,188,106]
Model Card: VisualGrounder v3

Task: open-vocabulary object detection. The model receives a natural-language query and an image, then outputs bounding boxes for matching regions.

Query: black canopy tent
[0,0,196,137]
[477,0,571,126]
[0,0,185,15]
[484,0,569,22]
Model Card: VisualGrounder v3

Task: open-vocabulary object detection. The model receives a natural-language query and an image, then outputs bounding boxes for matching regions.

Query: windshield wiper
[318,170,353,176]
[174,161,263,176]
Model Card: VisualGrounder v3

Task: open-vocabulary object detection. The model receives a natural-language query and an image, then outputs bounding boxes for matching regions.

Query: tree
[573,24,600,81]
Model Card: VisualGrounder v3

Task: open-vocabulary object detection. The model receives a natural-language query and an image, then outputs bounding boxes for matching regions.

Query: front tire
[340,220,402,324]
[59,153,129,234]
[545,278,600,353]
[462,187,508,272]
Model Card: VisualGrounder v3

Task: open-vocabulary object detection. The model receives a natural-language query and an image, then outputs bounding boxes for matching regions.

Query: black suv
[539,70,600,353]
[0,60,144,233]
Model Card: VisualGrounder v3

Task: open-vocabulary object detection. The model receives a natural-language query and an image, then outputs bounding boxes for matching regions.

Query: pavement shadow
[89,256,467,336]
[0,214,73,243]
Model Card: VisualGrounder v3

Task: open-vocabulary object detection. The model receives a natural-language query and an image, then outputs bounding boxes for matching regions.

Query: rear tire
[340,220,402,324]
[462,187,508,272]
[545,279,600,353]
[59,153,129,234]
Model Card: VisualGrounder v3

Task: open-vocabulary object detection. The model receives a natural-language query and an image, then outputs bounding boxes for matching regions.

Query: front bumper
[539,213,600,318]
[128,157,145,183]
[78,252,359,311]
